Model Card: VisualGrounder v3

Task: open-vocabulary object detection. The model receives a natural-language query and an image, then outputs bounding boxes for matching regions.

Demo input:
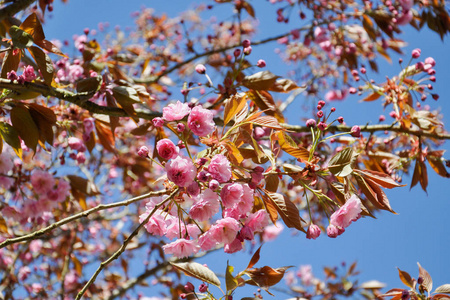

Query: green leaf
[9,25,34,49]
[170,262,221,287]
[76,76,102,93]
[328,147,356,177]
[112,86,141,105]
[0,122,22,158]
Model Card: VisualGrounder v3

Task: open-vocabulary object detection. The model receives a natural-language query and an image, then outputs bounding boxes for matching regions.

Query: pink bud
[306,119,316,128]
[138,146,150,158]
[243,46,252,55]
[411,48,421,59]
[306,224,321,239]
[350,125,361,137]
[195,64,206,74]
[256,59,266,68]
[152,117,164,127]
[242,39,251,48]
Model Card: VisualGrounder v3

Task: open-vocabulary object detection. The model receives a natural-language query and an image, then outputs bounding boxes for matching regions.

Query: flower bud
[137,146,150,158]
[195,64,206,74]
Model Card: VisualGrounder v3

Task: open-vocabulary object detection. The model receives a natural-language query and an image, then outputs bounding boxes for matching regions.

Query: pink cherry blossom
[68,137,84,151]
[165,156,197,187]
[0,153,13,174]
[223,184,254,218]
[246,209,269,232]
[162,238,200,258]
[23,65,36,82]
[262,223,284,242]
[209,217,240,244]
[220,183,243,208]
[31,170,55,194]
[224,238,243,253]
[189,189,220,221]
[187,106,215,137]
[163,100,191,121]
[198,230,218,251]
[329,194,362,229]
[207,154,232,183]
[140,209,170,236]
[156,139,179,160]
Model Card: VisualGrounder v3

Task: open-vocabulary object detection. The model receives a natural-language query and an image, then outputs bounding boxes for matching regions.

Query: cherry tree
[0,0,450,299]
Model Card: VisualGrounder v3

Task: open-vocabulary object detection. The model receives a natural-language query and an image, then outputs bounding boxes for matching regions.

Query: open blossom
[189,189,220,221]
[209,217,240,244]
[0,154,14,174]
[246,209,269,232]
[31,170,55,194]
[140,209,172,236]
[165,156,197,187]
[156,139,179,160]
[262,223,284,242]
[220,183,243,208]
[330,195,362,229]
[163,100,191,121]
[224,238,243,253]
[208,154,231,183]
[162,238,200,258]
[187,106,215,137]
[223,184,254,219]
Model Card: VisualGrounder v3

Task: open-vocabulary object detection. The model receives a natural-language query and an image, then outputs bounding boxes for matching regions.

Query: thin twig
[75,188,179,300]
[0,189,168,249]
[282,123,450,140]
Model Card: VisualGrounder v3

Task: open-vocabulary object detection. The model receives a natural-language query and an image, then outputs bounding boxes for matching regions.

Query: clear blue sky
[43,1,450,298]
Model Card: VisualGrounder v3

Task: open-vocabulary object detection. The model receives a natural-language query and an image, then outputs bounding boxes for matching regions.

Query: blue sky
[42,1,450,298]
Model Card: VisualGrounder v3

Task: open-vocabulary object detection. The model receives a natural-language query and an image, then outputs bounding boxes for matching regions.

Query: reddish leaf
[224,93,247,126]
[95,120,116,153]
[248,116,284,130]
[276,131,309,162]
[246,245,262,270]
[1,49,22,78]
[263,192,305,232]
[362,92,382,102]
[411,158,428,192]
[365,177,396,213]
[28,45,54,84]
[242,71,280,90]
[418,263,433,292]
[245,266,293,295]
[10,105,39,153]
[355,169,405,188]
[19,13,45,41]
[268,78,306,93]
[397,268,414,289]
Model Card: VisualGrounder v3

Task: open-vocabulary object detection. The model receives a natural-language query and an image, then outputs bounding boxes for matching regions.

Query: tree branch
[132,23,317,85]
[0,0,35,21]
[76,188,179,300]
[282,123,450,140]
[0,189,169,249]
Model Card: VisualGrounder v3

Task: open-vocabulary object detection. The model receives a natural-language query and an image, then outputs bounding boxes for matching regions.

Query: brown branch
[0,0,35,21]
[0,189,168,249]
[282,123,450,140]
[132,24,316,85]
[76,188,179,300]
